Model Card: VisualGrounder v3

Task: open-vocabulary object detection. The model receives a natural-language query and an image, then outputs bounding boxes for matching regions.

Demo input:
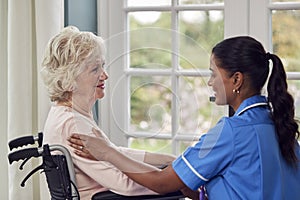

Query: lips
[97,84,105,89]
[97,83,105,89]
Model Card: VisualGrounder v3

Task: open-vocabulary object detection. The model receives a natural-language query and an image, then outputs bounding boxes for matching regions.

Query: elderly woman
[40,26,179,200]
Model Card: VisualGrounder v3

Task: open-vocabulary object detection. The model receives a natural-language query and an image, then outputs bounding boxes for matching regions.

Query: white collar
[236,102,268,116]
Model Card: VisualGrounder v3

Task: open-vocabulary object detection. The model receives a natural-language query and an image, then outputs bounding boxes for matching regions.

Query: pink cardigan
[43,105,157,200]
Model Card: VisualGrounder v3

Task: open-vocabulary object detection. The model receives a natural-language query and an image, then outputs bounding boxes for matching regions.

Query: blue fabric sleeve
[172,118,234,190]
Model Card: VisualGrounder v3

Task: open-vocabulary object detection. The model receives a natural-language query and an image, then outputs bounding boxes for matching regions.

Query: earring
[233,89,240,94]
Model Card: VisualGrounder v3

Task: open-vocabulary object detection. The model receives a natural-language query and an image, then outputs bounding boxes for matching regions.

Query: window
[269,0,300,118]
[98,0,300,153]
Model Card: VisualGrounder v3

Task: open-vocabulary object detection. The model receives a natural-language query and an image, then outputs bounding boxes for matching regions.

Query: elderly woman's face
[74,58,108,103]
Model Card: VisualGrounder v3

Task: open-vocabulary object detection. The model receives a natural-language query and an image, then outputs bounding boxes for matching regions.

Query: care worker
[69,36,300,200]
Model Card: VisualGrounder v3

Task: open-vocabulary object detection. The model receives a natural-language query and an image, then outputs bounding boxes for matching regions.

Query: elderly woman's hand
[68,128,113,161]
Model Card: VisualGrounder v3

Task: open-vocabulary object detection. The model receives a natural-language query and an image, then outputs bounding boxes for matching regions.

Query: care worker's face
[207,54,233,106]
[74,58,108,104]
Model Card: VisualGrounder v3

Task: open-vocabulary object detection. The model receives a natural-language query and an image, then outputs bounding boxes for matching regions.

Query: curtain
[0,0,64,199]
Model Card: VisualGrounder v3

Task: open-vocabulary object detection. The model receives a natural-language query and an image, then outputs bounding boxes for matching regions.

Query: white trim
[124,4,224,12]
[287,72,300,80]
[249,0,270,50]
[182,154,209,182]
[125,69,211,77]
[269,2,300,10]
[224,0,249,38]
[98,0,128,146]
[237,103,268,116]
[97,0,110,141]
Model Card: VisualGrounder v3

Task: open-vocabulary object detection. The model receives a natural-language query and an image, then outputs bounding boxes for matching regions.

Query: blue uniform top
[173,95,300,200]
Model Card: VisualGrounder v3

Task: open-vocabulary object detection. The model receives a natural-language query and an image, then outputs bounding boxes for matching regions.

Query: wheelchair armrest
[8,147,41,164]
[92,190,184,200]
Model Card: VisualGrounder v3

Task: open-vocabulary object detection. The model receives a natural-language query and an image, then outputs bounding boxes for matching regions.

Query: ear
[232,71,243,89]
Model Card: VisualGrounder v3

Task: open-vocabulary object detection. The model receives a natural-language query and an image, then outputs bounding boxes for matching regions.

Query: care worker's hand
[68,128,113,161]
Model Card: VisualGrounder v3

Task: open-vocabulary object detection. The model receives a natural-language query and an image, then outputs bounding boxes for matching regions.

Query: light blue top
[173,95,300,200]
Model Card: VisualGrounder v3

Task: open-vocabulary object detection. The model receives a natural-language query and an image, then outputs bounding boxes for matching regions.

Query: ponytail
[267,53,299,166]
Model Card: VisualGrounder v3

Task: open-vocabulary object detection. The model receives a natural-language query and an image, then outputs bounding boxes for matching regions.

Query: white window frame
[97,0,300,150]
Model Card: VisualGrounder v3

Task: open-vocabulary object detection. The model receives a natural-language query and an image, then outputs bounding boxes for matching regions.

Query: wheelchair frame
[7,132,184,200]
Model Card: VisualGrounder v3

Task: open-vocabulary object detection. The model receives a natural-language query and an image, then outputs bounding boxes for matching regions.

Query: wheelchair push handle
[8,147,41,164]
[9,132,43,150]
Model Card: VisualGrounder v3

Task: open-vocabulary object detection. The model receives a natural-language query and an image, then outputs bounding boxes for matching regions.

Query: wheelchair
[7,132,184,200]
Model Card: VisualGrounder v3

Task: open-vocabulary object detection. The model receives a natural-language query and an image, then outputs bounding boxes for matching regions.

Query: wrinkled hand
[68,128,114,161]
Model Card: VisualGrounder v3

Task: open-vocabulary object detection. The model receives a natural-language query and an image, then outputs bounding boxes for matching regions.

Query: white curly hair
[41,26,105,102]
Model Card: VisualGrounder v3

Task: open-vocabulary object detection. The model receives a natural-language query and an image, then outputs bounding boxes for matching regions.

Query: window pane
[129,139,201,155]
[130,49,171,69]
[129,12,172,69]
[287,80,300,119]
[127,0,171,7]
[177,140,197,153]
[129,138,172,154]
[130,76,172,134]
[178,76,225,135]
[272,10,300,71]
[179,0,223,5]
[179,10,224,69]
[272,0,300,2]
[129,12,171,28]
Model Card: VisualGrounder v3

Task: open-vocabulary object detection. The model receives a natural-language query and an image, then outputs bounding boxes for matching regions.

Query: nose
[207,76,213,86]
[100,70,109,80]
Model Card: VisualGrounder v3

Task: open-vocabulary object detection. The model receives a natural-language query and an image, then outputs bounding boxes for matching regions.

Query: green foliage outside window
[128,2,300,151]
